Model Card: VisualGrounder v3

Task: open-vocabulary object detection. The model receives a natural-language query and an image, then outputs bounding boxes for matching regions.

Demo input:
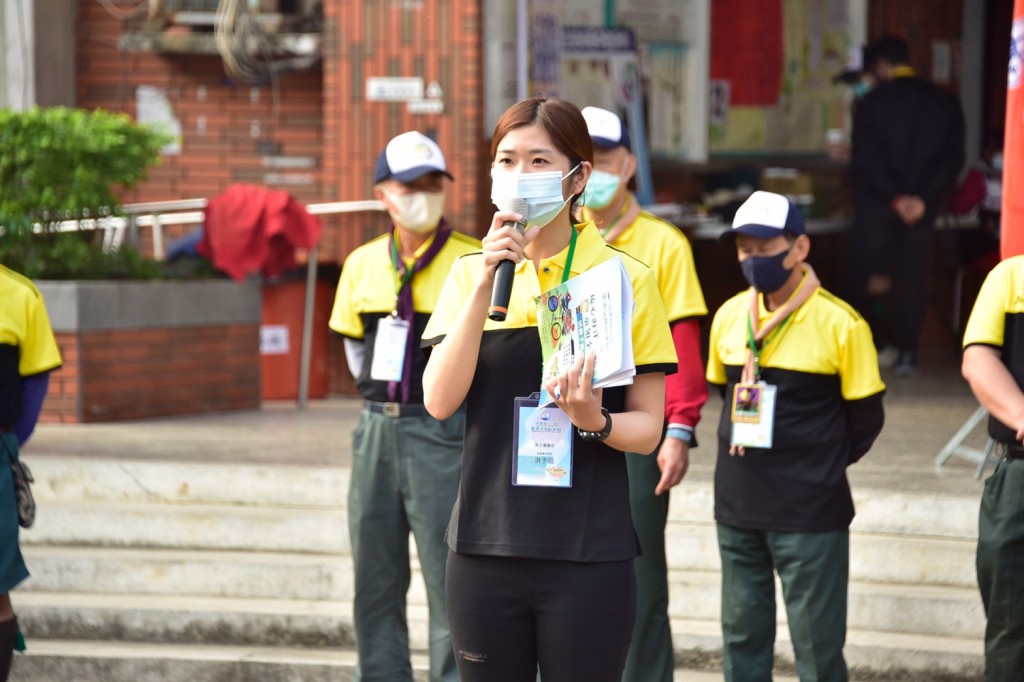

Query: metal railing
[47,197,387,261]
[50,196,389,409]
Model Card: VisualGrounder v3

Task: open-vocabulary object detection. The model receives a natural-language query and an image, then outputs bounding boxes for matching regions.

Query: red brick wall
[76,1,326,207]
[45,333,81,424]
[76,0,485,399]
[321,0,485,260]
[42,324,260,423]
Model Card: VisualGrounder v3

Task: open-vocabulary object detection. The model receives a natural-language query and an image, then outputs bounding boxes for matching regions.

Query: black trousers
[844,214,933,354]
[445,551,636,682]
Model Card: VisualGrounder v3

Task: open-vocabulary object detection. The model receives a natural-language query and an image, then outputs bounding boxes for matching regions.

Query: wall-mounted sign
[260,325,290,355]
[366,77,424,102]
[408,99,444,115]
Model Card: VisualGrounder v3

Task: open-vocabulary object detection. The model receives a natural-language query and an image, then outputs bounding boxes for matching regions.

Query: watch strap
[577,407,612,442]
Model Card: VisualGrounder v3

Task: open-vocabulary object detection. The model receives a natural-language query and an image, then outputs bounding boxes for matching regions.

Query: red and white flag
[1002,0,1024,259]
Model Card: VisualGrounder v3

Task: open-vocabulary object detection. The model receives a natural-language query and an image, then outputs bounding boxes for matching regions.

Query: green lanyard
[561,226,578,284]
[745,310,792,381]
[389,238,417,293]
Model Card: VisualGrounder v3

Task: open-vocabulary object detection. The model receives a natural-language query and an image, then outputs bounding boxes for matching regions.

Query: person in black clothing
[848,35,966,375]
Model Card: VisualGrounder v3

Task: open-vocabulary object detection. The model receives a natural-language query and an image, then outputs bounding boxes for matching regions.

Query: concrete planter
[37,279,262,423]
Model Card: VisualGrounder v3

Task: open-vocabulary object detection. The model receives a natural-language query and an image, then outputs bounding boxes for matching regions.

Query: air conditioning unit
[162,1,308,13]
[163,0,220,11]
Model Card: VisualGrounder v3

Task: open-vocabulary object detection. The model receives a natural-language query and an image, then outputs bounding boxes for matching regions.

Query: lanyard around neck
[745,309,792,380]
[389,235,418,295]
[560,226,579,284]
[598,195,631,240]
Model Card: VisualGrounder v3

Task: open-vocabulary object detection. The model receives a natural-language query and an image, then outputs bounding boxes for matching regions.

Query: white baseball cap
[374,131,453,184]
[581,106,631,151]
[720,190,806,243]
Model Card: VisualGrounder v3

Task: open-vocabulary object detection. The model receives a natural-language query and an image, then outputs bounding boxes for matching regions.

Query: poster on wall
[709,0,850,154]
[614,0,700,43]
[531,0,564,97]
[560,16,708,163]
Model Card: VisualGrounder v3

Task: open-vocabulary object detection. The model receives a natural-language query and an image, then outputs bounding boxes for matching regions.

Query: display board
[557,0,709,162]
[709,0,852,154]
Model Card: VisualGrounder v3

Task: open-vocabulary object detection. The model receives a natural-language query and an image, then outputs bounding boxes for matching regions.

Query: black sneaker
[895,350,918,377]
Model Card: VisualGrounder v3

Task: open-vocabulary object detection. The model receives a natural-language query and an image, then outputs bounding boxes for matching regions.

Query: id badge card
[369,315,410,382]
[730,382,777,449]
[512,393,573,488]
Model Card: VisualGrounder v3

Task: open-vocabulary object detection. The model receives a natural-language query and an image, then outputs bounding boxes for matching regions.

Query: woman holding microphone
[421,97,676,681]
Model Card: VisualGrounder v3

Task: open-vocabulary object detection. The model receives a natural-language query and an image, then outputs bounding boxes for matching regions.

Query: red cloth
[199,184,323,282]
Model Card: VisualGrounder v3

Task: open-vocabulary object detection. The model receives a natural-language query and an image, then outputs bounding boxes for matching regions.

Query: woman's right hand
[478,211,539,287]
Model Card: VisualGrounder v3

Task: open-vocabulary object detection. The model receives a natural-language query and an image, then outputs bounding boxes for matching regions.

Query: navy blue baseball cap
[581,106,631,151]
[374,131,454,184]
[719,191,806,243]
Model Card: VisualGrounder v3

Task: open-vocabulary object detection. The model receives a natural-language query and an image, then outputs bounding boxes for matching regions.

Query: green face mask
[582,169,622,209]
[852,79,872,99]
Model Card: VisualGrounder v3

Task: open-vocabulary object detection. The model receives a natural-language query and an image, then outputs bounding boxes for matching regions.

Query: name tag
[369,316,410,382]
[730,382,777,449]
[512,393,573,488]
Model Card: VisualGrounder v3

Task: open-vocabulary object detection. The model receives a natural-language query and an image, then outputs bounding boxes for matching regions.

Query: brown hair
[490,98,593,206]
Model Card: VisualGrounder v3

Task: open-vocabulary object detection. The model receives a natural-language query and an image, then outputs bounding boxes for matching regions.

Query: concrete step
[9,635,978,682]
[20,545,982,640]
[22,500,348,553]
[665,569,984,640]
[30,457,348,508]
[16,592,380,649]
[667,484,980,539]
[665,523,977,588]
[20,545,428,604]
[20,547,352,601]
[10,640,429,682]
[670,617,983,681]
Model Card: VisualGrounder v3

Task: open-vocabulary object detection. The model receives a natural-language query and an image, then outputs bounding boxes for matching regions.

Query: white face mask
[383,191,445,234]
[490,163,582,229]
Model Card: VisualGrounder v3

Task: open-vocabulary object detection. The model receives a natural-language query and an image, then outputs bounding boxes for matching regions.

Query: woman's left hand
[545,352,606,432]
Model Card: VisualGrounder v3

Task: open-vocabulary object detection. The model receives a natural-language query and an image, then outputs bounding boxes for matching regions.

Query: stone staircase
[9,457,985,681]
[664,485,986,679]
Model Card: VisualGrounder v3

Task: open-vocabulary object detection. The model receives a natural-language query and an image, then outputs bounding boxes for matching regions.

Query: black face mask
[740,249,793,293]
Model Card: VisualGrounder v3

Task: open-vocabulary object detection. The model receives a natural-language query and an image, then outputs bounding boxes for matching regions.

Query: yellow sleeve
[19,289,62,376]
[706,306,727,386]
[422,254,478,347]
[963,258,1016,348]
[655,232,707,321]
[630,266,678,372]
[838,315,886,400]
[328,255,365,339]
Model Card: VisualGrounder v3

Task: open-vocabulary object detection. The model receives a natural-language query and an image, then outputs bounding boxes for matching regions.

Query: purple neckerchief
[387,219,452,403]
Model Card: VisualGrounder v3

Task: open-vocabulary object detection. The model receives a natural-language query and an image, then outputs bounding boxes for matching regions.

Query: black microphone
[488,197,530,322]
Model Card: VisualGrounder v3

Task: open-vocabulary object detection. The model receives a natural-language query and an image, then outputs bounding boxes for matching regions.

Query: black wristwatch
[577,407,612,442]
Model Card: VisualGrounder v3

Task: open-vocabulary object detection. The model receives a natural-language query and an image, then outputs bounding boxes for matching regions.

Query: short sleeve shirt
[0,265,63,424]
[706,281,885,531]
[422,222,677,562]
[606,210,706,322]
[963,255,1024,443]
[328,227,480,402]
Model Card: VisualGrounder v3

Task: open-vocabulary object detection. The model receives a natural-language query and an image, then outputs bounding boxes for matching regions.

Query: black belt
[1004,445,1024,460]
[365,401,427,418]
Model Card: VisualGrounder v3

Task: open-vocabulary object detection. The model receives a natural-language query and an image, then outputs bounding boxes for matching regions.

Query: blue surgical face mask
[582,168,623,209]
[491,163,582,229]
[740,248,793,293]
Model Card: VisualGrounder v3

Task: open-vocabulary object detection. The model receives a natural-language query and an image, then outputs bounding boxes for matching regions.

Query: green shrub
[0,106,172,279]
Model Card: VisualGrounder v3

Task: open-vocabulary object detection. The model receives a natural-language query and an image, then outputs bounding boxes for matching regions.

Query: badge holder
[730,381,777,449]
[369,313,411,382]
[512,392,574,488]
